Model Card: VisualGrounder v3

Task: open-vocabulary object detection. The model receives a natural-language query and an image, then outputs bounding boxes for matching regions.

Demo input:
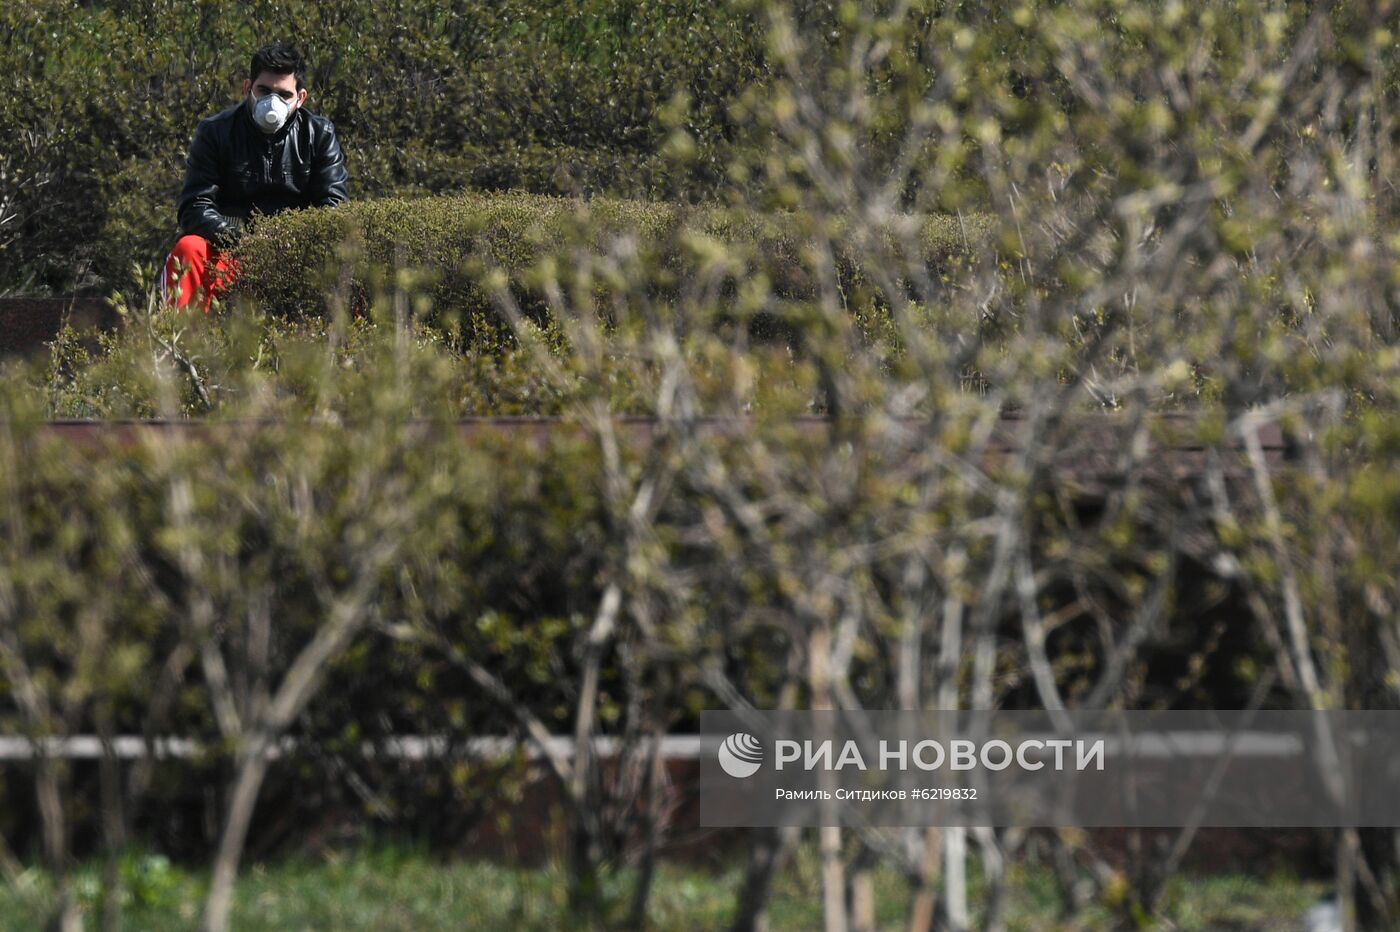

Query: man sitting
[163,42,349,311]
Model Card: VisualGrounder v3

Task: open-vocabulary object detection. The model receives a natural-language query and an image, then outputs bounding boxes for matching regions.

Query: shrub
[0,0,779,293]
[230,190,989,327]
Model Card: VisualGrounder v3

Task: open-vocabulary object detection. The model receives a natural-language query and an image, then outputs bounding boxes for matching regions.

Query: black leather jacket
[177,98,349,246]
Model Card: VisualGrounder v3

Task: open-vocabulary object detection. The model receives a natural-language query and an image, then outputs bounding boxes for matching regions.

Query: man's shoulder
[196,102,245,134]
[299,108,339,136]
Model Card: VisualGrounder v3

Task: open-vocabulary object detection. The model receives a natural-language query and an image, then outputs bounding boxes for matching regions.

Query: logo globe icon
[718,733,763,778]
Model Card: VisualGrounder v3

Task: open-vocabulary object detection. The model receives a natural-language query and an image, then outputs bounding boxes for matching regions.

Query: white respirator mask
[251,91,296,134]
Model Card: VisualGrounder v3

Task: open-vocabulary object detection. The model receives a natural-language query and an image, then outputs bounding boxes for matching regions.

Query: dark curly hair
[249,42,307,90]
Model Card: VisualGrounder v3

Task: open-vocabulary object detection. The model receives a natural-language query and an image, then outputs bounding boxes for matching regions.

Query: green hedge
[0,0,791,293]
[8,0,1390,297]
[231,191,991,324]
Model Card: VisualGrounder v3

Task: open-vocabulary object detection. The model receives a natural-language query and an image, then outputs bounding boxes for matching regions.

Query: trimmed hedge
[9,0,1391,298]
[0,0,792,293]
[232,191,992,322]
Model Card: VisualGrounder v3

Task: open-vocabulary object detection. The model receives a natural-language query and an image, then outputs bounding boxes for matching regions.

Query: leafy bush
[229,191,987,325]
[0,0,783,293]
[5,0,1397,298]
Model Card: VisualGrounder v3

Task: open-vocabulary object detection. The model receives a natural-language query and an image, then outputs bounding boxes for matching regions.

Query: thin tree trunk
[821,825,848,932]
[203,746,271,932]
[568,582,621,919]
[202,579,384,932]
[625,727,666,930]
[36,756,79,932]
[935,586,968,932]
[730,827,799,932]
[1337,827,1358,932]
[907,827,943,932]
[850,870,874,932]
[810,623,848,932]
[97,707,128,932]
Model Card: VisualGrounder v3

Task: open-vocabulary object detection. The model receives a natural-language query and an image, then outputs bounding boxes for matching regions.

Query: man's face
[241,71,306,110]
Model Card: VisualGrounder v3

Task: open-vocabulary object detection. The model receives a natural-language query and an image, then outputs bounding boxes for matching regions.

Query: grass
[0,843,1328,930]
